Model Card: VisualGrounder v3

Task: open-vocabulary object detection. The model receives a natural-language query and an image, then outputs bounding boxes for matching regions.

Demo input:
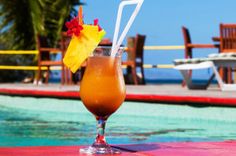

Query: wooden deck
[0,83,236,106]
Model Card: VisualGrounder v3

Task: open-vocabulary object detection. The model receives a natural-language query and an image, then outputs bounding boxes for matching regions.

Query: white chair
[174,53,236,91]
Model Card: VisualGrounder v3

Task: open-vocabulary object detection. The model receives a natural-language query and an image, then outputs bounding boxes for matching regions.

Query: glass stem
[93,117,108,146]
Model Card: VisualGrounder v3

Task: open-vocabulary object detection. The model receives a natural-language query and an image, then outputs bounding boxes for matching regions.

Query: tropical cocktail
[80,47,126,154]
[63,1,143,154]
[80,48,126,119]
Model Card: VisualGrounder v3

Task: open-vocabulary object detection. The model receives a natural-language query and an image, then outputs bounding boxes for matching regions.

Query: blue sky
[81,0,236,81]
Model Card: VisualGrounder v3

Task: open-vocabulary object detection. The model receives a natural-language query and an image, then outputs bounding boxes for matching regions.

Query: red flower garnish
[94,19,102,31]
[65,18,83,37]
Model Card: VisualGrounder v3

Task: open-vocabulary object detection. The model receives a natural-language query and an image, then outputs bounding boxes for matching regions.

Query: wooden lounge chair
[174,53,236,91]
[122,34,146,85]
[181,26,219,86]
[36,34,66,85]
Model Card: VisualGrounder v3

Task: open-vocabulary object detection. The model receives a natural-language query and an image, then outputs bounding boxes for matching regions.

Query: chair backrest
[60,32,71,55]
[220,23,236,52]
[36,34,50,60]
[182,26,192,58]
[134,34,146,62]
[126,34,146,64]
[37,34,64,61]
[99,38,112,46]
[126,36,136,61]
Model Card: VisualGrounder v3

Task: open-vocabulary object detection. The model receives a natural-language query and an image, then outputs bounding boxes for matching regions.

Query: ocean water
[0,95,236,147]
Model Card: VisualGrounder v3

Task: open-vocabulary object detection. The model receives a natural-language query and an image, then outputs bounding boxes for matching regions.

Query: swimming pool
[0,95,236,147]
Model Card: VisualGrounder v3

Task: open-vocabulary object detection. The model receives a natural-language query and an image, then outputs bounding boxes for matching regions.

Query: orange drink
[80,56,126,118]
[79,47,126,154]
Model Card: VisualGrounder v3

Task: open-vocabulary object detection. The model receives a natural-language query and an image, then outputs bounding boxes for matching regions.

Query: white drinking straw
[111,0,144,57]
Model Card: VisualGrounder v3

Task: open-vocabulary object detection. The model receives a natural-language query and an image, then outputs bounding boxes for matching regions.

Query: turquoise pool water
[0,95,236,146]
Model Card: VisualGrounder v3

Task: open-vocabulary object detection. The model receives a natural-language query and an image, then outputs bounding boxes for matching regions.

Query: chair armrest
[125,47,134,53]
[187,44,219,48]
[122,60,135,66]
[39,48,61,53]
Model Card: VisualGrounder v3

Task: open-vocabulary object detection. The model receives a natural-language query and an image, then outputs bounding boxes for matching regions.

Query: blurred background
[1,0,236,83]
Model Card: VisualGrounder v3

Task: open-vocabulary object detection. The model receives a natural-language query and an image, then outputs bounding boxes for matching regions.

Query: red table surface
[0,141,236,156]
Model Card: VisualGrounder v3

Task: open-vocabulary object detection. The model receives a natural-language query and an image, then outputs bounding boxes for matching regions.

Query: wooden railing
[0,45,184,70]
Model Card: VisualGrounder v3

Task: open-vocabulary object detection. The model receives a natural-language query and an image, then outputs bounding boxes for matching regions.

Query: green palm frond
[0,0,82,82]
[0,0,35,50]
[0,0,82,49]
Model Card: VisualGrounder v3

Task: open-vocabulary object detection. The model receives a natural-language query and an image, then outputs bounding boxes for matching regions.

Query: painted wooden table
[0,141,236,156]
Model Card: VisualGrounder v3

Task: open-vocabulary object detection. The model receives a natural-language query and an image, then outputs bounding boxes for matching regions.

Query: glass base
[80,145,120,154]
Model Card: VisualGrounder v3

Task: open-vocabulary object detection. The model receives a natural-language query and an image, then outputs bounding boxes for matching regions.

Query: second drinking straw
[111,0,144,57]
